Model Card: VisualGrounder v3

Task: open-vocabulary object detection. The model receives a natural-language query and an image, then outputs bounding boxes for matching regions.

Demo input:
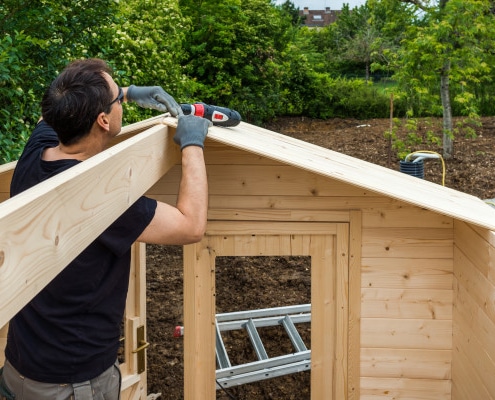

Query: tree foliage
[101,0,189,124]
[388,0,495,157]
[3,0,495,164]
[0,0,120,163]
[178,0,296,122]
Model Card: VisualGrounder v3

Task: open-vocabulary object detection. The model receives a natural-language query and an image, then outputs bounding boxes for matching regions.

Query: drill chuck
[180,103,241,127]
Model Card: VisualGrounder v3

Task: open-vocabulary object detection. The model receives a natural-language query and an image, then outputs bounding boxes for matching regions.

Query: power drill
[180,103,241,127]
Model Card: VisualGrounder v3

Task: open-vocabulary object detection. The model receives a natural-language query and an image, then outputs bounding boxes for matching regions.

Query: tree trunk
[440,60,453,159]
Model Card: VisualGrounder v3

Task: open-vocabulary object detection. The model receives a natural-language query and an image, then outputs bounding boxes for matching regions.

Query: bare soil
[145,116,495,399]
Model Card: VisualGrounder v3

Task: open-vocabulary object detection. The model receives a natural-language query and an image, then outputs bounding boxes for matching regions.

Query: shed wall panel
[156,142,455,398]
[452,221,495,400]
[360,377,451,399]
[360,348,451,379]
[361,288,452,319]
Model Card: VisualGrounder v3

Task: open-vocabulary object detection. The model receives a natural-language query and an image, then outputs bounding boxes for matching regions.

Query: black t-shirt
[5,121,157,383]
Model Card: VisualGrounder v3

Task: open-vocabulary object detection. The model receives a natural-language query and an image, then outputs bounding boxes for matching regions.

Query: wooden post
[183,239,216,399]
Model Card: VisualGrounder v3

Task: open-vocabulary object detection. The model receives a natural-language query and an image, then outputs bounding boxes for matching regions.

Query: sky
[275,0,366,10]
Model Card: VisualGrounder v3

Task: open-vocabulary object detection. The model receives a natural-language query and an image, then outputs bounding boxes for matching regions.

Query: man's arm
[137,145,207,245]
[137,114,211,245]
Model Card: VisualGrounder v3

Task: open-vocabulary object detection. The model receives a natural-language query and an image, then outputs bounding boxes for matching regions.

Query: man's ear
[96,112,110,131]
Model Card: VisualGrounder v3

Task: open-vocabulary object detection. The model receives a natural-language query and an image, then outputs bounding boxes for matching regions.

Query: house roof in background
[300,7,340,27]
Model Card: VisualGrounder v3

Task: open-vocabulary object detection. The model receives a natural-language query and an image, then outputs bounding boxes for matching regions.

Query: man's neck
[43,131,107,162]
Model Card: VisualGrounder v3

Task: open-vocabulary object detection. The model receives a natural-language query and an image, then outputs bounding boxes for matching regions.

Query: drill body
[180,103,241,127]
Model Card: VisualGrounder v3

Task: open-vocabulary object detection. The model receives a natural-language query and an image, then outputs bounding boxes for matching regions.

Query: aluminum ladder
[215,304,311,390]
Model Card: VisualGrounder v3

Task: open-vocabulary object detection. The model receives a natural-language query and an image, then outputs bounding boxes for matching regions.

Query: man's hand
[126,85,181,116]
[174,114,212,150]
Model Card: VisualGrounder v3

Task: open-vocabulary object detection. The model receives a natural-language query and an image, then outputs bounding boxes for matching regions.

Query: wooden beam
[0,121,180,328]
[348,210,362,400]
[207,122,495,231]
[183,239,216,400]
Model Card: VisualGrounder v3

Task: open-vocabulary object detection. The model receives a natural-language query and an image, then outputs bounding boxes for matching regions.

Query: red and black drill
[180,103,241,127]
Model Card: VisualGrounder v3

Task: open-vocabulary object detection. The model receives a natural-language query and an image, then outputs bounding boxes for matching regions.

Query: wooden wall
[147,139,455,399]
[452,221,495,400]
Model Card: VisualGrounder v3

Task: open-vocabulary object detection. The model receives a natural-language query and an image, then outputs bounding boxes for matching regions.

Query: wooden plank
[288,234,312,255]
[361,288,453,319]
[207,121,495,231]
[121,317,147,399]
[362,207,453,229]
[360,348,451,379]
[0,123,180,328]
[348,211,362,400]
[360,318,452,349]
[335,224,349,399]
[453,318,495,397]
[0,161,15,203]
[204,194,397,211]
[146,193,398,212]
[362,227,453,259]
[454,221,495,284]
[149,164,370,197]
[454,246,495,326]
[206,221,338,236]
[0,323,7,366]
[183,239,216,400]
[362,258,453,290]
[311,234,337,399]
[360,377,451,400]
[454,278,495,366]
[204,141,284,165]
[209,205,449,229]
[467,220,495,247]
[451,329,493,400]
[120,243,147,399]
[0,161,15,194]
[208,208,350,222]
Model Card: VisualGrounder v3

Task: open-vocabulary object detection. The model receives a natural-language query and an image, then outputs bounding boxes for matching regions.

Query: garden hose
[405,150,446,186]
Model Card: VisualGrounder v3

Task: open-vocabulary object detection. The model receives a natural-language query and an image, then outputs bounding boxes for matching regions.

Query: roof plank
[205,120,495,231]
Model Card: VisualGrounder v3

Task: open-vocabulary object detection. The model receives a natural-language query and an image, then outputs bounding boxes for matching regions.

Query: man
[0,58,211,400]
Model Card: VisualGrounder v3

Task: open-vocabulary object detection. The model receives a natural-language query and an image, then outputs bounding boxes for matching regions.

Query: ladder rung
[216,304,311,322]
[245,319,268,360]
[281,315,307,352]
[217,313,311,332]
[217,350,311,378]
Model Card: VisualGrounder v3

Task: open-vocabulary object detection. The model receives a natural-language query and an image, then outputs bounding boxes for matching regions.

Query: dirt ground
[145,116,495,399]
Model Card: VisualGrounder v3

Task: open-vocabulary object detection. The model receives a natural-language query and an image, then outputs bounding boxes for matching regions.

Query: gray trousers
[0,360,121,400]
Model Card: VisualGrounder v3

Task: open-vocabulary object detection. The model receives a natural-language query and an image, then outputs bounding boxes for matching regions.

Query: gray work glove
[126,85,181,116]
[174,114,212,150]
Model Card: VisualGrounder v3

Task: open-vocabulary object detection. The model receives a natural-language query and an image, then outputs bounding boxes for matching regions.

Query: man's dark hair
[41,59,114,145]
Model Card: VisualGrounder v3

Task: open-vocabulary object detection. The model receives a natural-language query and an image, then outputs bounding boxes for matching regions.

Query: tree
[277,0,303,26]
[309,1,409,81]
[179,0,294,121]
[102,0,189,124]
[0,0,120,163]
[389,0,495,158]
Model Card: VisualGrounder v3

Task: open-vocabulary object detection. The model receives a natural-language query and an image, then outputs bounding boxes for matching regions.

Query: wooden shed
[1,115,495,399]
